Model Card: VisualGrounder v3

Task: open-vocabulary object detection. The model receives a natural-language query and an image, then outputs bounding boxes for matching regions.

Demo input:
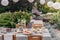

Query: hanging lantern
[52,2,60,9]
[28,0,34,3]
[40,0,45,5]
[13,0,19,3]
[1,0,9,6]
[47,1,53,7]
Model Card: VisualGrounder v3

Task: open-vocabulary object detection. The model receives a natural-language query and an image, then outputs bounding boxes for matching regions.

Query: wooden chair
[32,24,43,29]
[2,35,4,40]
[28,35,42,40]
[32,20,43,29]
[13,35,16,40]
[2,34,16,40]
[16,23,26,28]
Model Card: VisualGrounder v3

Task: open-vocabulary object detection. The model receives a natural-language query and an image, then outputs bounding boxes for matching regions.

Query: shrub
[49,10,60,30]
[0,11,32,28]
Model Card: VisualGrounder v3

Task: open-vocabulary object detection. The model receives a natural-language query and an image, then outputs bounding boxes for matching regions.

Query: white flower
[40,0,45,5]
[28,0,34,3]
[21,19,26,24]
[1,0,9,6]
[13,0,19,3]
[52,2,60,9]
[47,1,53,7]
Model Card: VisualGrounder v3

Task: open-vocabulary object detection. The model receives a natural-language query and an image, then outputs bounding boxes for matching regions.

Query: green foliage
[13,11,32,24]
[0,12,15,28]
[51,0,56,2]
[50,11,60,23]
[0,11,32,28]
[0,0,32,13]
[0,6,11,13]
[56,23,60,30]
[49,10,60,30]
[37,3,49,14]
[37,0,58,13]
[0,0,58,14]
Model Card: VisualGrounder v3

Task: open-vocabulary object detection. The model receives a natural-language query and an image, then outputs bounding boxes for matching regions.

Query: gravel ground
[44,22,60,40]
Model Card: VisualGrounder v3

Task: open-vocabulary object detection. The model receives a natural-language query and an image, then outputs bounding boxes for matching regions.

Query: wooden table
[28,35,42,40]
[2,34,42,40]
[1,28,51,40]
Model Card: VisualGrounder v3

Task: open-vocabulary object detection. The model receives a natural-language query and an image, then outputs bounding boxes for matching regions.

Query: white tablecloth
[16,34,28,40]
[0,35,2,40]
[0,28,51,40]
[4,33,13,40]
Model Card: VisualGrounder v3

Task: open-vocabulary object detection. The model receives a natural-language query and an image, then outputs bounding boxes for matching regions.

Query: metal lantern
[28,0,34,3]
[40,0,45,5]
[13,0,19,3]
[52,2,60,9]
[1,0,9,6]
[47,1,53,7]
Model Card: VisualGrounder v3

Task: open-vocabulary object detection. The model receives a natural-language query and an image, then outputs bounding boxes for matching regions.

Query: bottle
[19,25,23,32]
[16,23,20,28]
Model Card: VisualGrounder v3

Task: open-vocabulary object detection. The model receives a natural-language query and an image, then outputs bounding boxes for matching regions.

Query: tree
[0,0,33,13]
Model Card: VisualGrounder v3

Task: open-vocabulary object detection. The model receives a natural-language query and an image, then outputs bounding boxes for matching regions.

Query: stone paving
[44,22,60,40]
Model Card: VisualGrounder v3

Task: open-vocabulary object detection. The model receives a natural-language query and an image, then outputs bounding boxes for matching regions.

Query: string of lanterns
[13,0,19,3]
[28,0,34,3]
[1,0,20,6]
[1,0,9,6]
[47,1,60,9]
[0,0,46,6]
[40,0,45,5]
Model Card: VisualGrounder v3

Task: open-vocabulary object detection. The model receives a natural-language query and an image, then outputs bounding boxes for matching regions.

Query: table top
[0,28,51,38]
